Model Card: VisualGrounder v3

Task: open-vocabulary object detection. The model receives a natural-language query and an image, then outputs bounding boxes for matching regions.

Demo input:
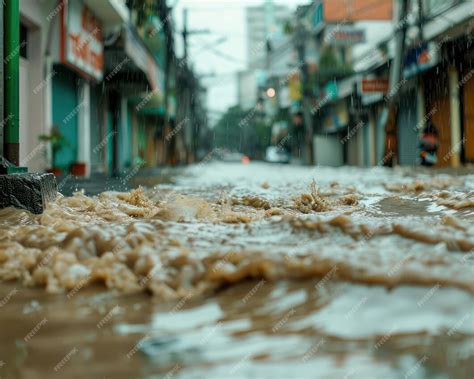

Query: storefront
[51,0,104,175]
[396,80,419,166]
[462,66,474,162]
[313,99,349,166]
[423,66,452,167]
[359,76,389,166]
[460,38,474,163]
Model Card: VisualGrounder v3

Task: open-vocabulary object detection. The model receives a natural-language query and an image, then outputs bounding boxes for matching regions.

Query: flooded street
[0,162,473,378]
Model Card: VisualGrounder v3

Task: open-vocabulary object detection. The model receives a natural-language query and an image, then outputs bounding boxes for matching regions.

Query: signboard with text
[323,0,392,22]
[403,42,440,79]
[325,26,366,46]
[361,78,389,93]
[61,0,104,81]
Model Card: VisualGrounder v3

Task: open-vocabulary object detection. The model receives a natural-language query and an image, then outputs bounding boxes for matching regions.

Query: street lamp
[266,87,276,98]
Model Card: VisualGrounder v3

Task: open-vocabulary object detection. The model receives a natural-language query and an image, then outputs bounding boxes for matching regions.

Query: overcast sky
[171,0,308,123]
[170,0,392,124]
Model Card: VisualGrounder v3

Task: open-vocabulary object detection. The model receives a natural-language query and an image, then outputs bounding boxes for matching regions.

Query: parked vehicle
[265,146,290,164]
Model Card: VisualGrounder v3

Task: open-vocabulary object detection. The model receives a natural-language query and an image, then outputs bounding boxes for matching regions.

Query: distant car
[221,151,245,162]
[265,146,290,164]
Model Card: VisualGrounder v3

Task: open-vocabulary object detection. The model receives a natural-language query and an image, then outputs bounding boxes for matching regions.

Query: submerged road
[0,162,473,378]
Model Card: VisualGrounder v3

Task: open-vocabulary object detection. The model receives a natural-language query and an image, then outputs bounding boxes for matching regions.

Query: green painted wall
[89,84,104,173]
[138,116,147,164]
[52,65,78,171]
[124,103,133,168]
[106,110,113,174]
[118,101,132,174]
[363,121,370,166]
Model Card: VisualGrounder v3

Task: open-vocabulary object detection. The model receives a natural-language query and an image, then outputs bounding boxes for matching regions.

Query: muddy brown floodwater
[0,163,473,378]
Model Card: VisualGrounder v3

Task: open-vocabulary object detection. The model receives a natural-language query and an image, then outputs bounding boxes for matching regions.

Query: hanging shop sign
[403,42,440,79]
[125,26,164,94]
[323,81,338,100]
[61,0,104,81]
[323,0,392,22]
[361,78,389,93]
[322,101,349,133]
[311,2,324,32]
[423,0,457,18]
[325,26,366,46]
[288,73,302,101]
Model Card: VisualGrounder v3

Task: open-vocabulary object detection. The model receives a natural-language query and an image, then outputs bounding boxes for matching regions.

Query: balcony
[84,0,130,29]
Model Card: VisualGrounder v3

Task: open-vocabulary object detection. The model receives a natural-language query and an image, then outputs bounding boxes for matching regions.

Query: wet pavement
[0,162,473,378]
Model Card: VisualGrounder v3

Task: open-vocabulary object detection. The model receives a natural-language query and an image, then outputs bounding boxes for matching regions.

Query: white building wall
[78,81,91,177]
[314,135,344,167]
[246,4,289,70]
[238,71,258,111]
[20,0,57,172]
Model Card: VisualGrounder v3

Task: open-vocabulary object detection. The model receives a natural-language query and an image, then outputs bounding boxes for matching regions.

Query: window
[20,23,28,59]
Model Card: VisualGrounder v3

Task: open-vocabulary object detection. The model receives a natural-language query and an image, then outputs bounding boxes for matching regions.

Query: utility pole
[295,14,314,165]
[181,9,210,66]
[384,0,409,166]
[4,0,20,166]
[180,8,210,163]
[418,0,424,41]
[0,2,4,158]
[182,8,188,62]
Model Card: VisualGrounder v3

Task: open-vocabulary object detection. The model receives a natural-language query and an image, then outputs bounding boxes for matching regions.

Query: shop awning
[124,26,164,94]
[83,0,129,29]
[104,26,165,114]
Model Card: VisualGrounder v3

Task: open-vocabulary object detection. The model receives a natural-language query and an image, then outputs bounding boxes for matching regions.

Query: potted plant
[39,126,67,177]
[71,161,87,177]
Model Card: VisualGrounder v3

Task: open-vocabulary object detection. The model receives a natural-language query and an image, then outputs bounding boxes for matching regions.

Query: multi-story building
[17,0,186,179]
[246,1,289,70]
[238,0,290,114]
